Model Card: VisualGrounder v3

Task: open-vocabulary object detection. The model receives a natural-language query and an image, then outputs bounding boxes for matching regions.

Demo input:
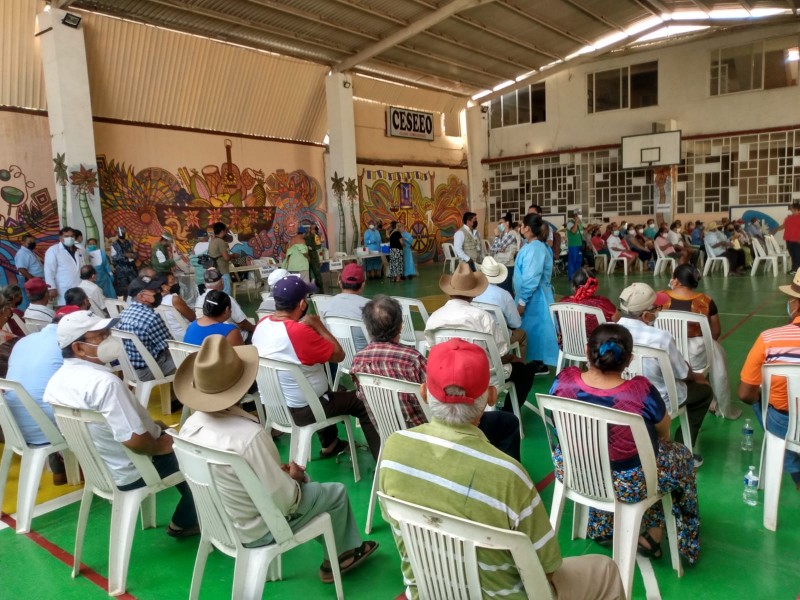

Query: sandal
[319,541,379,583]
[592,534,613,548]
[637,532,663,559]
[319,438,349,459]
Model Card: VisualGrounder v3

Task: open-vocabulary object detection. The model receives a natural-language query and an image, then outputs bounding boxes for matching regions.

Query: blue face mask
[788,300,796,317]
[498,223,505,232]
[87,245,97,252]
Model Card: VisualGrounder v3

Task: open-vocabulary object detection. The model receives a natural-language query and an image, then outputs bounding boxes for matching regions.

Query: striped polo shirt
[379,420,561,599]
[740,317,800,412]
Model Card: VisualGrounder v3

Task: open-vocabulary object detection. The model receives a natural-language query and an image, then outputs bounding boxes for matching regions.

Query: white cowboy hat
[476,256,508,285]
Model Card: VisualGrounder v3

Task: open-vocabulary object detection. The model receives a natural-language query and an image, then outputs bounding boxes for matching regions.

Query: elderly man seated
[196,268,255,339]
[319,263,370,352]
[177,335,378,583]
[22,277,55,322]
[473,256,527,360]
[79,264,110,317]
[350,295,520,460]
[379,339,625,600]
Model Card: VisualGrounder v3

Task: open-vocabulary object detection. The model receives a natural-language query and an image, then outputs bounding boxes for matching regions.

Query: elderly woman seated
[558,268,619,338]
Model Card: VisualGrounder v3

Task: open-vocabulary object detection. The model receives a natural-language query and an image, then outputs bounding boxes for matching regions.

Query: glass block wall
[487,126,800,221]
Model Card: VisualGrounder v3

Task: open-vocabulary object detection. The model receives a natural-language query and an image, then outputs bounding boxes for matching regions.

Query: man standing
[566,210,584,280]
[176,335,378,582]
[208,222,234,295]
[379,339,625,600]
[738,272,800,490]
[527,204,554,247]
[111,227,138,297]
[617,282,713,466]
[473,257,527,359]
[44,310,198,537]
[252,276,381,460]
[117,275,176,380]
[22,278,55,322]
[151,232,176,275]
[304,223,323,291]
[777,201,800,273]
[195,268,254,340]
[452,212,479,270]
[15,234,44,281]
[79,265,109,316]
[44,227,85,306]
[319,263,370,352]
[425,263,537,412]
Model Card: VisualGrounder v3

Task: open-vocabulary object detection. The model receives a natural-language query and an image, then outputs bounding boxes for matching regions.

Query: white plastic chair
[441,242,457,274]
[759,364,800,531]
[377,492,554,600]
[171,434,344,600]
[392,296,429,352]
[105,298,128,317]
[324,316,371,391]
[764,235,790,273]
[548,303,606,374]
[654,310,715,378]
[255,356,361,482]
[428,327,526,437]
[354,373,429,534]
[482,238,492,257]
[653,243,677,278]
[472,301,522,357]
[750,238,778,277]
[111,329,175,415]
[536,394,682,600]
[51,405,185,596]
[21,317,49,333]
[626,344,694,456]
[308,294,335,320]
[0,379,80,533]
[702,240,729,277]
[592,245,608,273]
[606,240,630,276]
[155,304,190,342]
[255,308,274,320]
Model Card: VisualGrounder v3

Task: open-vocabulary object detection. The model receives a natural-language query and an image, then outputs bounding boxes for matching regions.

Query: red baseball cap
[341,263,365,285]
[426,339,490,405]
[23,277,49,295]
[55,305,82,317]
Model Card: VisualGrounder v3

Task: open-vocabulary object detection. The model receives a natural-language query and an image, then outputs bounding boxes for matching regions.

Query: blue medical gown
[513,240,559,365]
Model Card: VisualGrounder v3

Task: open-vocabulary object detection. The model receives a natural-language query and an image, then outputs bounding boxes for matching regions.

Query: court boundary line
[720,293,780,342]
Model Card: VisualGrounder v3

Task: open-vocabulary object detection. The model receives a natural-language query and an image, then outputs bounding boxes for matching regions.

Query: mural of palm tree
[69,165,100,241]
[53,153,68,226]
[331,171,346,254]
[345,177,359,254]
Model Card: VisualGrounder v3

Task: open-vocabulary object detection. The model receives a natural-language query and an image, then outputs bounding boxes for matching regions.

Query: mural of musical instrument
[221,139,243,205]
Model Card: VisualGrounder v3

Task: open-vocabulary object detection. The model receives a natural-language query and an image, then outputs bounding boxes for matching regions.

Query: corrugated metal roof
[0,0,47,110]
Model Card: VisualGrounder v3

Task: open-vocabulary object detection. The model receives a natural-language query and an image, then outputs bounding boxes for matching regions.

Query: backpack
[197,254,216,269]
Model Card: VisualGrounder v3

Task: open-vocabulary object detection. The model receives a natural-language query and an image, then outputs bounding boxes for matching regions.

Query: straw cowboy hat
[779,271,800,299]
[476,256,508,285]
[439,262,488,297]
[174,335,259,412]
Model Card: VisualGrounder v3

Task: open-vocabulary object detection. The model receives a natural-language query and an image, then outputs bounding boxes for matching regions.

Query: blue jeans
[222,273,232,295]
[567,246,582,280]
[754,402,800,474]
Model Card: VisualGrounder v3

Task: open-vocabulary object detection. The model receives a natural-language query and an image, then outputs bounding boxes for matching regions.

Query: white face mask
[627,229,635,236]
[369,224,375,230]
[648,223,655,229]
[636,228,643,234]
[62,236,75,247]
[83,335,124,364]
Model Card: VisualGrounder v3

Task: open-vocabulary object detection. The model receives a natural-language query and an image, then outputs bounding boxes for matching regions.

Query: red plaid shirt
[350,341,428,428]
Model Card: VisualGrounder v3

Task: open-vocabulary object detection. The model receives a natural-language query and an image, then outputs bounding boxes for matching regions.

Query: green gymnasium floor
[1,261,799,600]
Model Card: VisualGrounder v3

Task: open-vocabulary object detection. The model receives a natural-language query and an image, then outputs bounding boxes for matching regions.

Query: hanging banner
[386,107,435,141]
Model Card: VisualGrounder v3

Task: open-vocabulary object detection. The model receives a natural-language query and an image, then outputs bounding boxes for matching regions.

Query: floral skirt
[552,439,700,565]
[389,248,404,277]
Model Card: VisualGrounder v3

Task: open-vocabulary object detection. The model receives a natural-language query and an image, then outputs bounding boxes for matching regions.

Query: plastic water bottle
[743,466,759,506]
[741,418,754,451]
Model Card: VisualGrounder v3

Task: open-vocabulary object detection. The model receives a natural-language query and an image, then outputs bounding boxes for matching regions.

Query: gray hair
[362,294,403,342]
[428,385,488,425]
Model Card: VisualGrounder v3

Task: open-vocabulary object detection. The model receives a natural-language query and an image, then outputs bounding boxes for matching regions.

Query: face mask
[26,242,36,250]
[636,228,643,234]
[299,300,309,320]
[87,245,97,252]
[369,224,375,229]
[788,300,795,317]
[169,283,181,295]
[627,229,635,236]
[83,336,124,364]
[119,233,126,239]
[668,280,675,290]
[648,223,655,229]
[472,221,478,229]
[151,292,162,308]
[498,223,505,232]
[62,237,75,247]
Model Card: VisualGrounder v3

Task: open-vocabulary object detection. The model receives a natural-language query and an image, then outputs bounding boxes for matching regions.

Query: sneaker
[693,454,704,468]
[532,361,550,375]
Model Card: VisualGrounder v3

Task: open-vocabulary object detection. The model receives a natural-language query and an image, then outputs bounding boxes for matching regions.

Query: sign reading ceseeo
[386,106,435,141]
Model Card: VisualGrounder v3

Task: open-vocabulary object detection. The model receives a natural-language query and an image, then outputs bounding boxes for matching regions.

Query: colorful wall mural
[358,168,468,263]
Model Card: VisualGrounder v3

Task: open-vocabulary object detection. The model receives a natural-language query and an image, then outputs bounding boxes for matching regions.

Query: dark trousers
[118,452,197,529]
[508,362,537,407]
[787,241,800,272]
[289,390,382,460]
[478,411,520,461]
[722,248,746,271]
[674,380,714,448]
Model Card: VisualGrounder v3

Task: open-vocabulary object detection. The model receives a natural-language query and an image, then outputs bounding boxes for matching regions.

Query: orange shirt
[740,317,800,411]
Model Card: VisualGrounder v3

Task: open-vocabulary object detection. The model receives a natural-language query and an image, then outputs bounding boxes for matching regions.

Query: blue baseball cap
[272,276,317,305]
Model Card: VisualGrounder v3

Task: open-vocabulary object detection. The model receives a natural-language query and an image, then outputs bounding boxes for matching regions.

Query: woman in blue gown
[87,238,117,298]
[514,213,559,366]
[363,221,383,280]
[400,222,417,279]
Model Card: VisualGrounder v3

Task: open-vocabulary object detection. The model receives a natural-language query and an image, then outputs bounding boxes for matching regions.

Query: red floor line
[535,471,555,492]
[719,293,779,342]
[0,513,139,600]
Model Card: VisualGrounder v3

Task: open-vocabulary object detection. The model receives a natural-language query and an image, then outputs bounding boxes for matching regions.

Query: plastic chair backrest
[156,304,190,338]
[9,313,29,335]
[654,309,714,373]
[171,434,296,553]
[765,235,785,257]
[308,294,334,320]
[392,297,429,347]
[22,317,49,333]
[324,316,371,371]
[255,356,328,429]
[442,243,456,260]
[549,303,606,361]
[0,379,67,452]
[472,302,512,347]
[377,493,553,600]
[606,236,624,258]
[105,298,128,318]
[752,237,768,258]
[428,328,506,387]
[51,404,163,497]
[111,328,166,383]
[761,364,800,448]
[353,373,429,441]
[625,344,681,414]
[167,339,200,369]
[536,394,658,503]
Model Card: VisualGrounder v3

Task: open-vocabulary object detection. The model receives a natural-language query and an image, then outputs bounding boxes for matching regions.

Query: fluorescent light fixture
[471,89,491,101]
[787,48,800,62]
[61,13,81,28]
[669,11,708,21]
[492,80,515,92]
[43,4,51,11]
[637,25,708,43]
[708,8,750,19]
[625,17,665,35]
[750,7,792,17]
[594,31,628,49]
[323,133,329,145]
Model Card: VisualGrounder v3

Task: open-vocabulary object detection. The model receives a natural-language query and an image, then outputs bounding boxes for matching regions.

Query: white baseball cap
[57,310,118,349]
[267,268,289,287]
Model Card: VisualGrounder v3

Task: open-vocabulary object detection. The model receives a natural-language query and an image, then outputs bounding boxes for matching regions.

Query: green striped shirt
[379,419,562,599]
